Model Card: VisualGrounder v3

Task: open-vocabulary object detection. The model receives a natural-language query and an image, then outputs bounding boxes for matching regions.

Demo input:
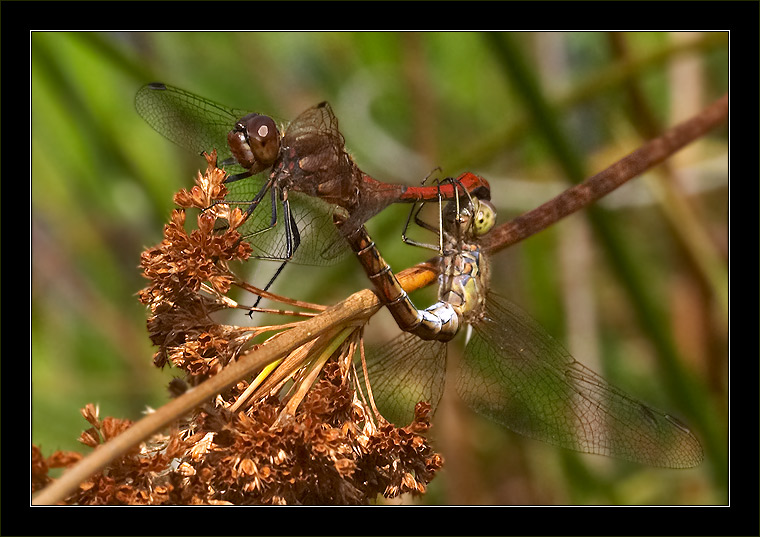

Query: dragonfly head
[470,198,496,236]
[227,113,281,174]
[444,196,497,238]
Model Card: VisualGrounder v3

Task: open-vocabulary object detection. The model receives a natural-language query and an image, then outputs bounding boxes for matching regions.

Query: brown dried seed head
[80,403,100,427]
[78,427,101,448]
[239,458,256,475]
[173,188,194,208]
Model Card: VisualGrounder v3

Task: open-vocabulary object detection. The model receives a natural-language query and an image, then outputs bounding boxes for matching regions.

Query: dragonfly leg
[223,171,253,184]
[222,174,275,228]
[242,176,276,220]
[249,189,302,311]
[401,196,444,252]
[281,189,302,259]
[401,183,448,253]
[248,261,290,313]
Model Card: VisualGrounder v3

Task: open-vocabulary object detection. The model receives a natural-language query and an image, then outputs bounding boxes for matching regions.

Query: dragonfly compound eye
[245,114,280,166]
[472,199,496,236]
[227,114,281,173]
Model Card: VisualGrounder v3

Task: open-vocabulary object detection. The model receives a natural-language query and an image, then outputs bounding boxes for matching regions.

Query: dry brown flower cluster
[33,152,442,504]
[137,154,255,382]
[32,445,82,494]
[33,370,441,504]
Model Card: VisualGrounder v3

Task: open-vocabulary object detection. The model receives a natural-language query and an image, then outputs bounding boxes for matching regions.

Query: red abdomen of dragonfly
[397,172,491,202]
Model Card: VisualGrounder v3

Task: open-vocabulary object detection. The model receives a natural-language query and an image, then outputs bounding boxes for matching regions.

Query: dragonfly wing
[360,332,447,427]
[280,102,361,207]
[456,294,703,468]
[285,101,344,146]
[135,83,250,171]
[232,191,349,266]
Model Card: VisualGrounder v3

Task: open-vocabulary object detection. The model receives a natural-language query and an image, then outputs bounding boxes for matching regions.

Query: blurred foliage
[31,31,727,505]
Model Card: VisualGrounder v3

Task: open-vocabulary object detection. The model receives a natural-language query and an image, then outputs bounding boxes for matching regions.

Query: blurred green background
[31,31,727,505]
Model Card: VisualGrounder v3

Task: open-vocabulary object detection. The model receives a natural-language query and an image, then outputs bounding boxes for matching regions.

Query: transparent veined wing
[135,82,252,171]
[457,294,703,468]
[359,332,447,427]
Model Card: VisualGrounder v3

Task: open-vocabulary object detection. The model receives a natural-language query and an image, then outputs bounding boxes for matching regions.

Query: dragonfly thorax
[438,244,490,323]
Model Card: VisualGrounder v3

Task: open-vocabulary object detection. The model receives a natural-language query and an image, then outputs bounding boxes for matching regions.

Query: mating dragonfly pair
[136,83,703,468]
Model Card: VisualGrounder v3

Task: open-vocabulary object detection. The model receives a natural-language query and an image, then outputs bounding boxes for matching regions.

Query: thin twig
[234,279,328,312]
[481,93,727,254]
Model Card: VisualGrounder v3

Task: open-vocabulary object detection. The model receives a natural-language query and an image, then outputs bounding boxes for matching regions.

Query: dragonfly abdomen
[338,220,460,341]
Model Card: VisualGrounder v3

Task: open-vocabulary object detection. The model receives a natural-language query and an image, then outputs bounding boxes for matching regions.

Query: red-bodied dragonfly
[348,187,703,468]
[135,83,490,298]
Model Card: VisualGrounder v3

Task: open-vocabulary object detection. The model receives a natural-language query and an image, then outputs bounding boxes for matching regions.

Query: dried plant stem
[234,279,328,312]
[228,357,284,413]
[33,93,726,506]
[482,93,727,254]
[278,326,355,420]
